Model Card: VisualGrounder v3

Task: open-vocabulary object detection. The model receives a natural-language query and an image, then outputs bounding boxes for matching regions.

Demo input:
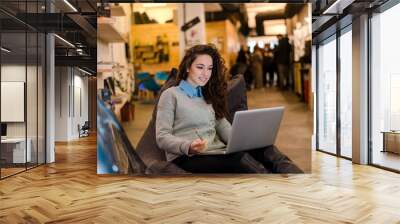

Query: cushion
[136,68,186,173]
[226,75,248,123]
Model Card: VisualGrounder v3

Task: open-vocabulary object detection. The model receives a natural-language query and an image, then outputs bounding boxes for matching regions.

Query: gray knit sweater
[155,87,232,162]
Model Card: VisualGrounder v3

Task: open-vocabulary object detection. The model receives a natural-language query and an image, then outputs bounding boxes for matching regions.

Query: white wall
[178,3,206,60]
[54,67,89,141]
[1,65,26,81]
[72,74,89,138]
[55,67,70,141]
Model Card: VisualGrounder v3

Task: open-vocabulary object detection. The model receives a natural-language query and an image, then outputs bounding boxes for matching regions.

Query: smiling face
[186,54,213,87]
[177,44,228,119]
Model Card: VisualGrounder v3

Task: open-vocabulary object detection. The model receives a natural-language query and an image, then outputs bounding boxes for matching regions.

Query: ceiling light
[142,3,167,8]
[245,3,287,14]
[1,47,11,53]
[63,0,78,12]
[322,0,341,14]
[78,67,93,76]
[322,0,354,15]
[54,34,75,48]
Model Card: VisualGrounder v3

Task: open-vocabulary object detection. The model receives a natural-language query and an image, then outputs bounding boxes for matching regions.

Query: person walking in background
[260,47,267,87]
[238,47,254,90]
[236,46,253,90]
[236,46,248,75]
[263,43,275,87]
[231,46,249,79]
[275,35,292,90]
[251,45,264,89]
[273,42,279,87]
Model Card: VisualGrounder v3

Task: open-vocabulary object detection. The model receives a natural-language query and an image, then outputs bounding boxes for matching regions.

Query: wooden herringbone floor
[1,136,400,223]
[1,88,400,223]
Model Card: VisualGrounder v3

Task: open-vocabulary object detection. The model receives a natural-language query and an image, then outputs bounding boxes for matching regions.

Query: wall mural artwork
[98,3,312,176]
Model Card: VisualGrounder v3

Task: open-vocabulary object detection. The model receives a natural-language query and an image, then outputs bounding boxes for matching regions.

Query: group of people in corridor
[232,35,292,91]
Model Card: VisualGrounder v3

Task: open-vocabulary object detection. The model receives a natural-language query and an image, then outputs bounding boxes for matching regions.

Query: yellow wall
[131,23,180,74]
[206,20,240,69]
[132,20,240,74]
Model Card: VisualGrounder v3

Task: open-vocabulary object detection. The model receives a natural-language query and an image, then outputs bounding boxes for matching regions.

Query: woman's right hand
[189,139,208,154]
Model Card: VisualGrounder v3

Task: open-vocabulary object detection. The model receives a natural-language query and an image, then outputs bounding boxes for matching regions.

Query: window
[339,27,352,158]
[370,2,400,171]
[317,35,337,154]
[0,1,46,179]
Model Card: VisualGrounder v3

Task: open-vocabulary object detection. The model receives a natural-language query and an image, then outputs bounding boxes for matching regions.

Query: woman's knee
[227,152,246,162]
[264,145,291,162]
[264,146,303,173]
[224,152,266,173]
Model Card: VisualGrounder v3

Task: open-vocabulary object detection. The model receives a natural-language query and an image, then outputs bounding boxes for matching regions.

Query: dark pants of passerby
[265,67,275,86]
[278,64,289,89]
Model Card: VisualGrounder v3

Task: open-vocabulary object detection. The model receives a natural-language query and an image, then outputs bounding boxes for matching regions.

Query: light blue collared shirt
[178,80,203,98]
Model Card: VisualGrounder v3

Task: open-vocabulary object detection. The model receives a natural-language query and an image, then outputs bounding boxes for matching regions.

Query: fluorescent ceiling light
[78,67,93,76]
[142,3,167,8]
[205,3,222,12]
[1,47,11,53]
[245,3,287,14]
[54,34,75,48]
[322,0,341,14]
[322,0,355,15]
[63,0,78,12]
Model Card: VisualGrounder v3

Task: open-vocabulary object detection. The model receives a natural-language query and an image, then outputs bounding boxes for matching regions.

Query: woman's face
[186,54,213,87]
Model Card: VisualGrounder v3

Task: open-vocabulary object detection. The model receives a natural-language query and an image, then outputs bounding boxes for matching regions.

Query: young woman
[155,44,302,173]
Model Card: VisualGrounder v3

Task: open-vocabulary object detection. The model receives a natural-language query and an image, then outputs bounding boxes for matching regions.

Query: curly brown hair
[176,44,228,119]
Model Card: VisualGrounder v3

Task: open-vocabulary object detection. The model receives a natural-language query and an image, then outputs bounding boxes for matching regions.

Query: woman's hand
[189,139,208,154]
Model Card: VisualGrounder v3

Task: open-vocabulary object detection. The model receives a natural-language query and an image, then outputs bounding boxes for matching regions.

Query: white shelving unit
[97,4,134,122]
[97,17,128,43]
[110,5,126,17]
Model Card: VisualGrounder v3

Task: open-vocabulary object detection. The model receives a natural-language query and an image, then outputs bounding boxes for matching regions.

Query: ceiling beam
[55,55,96,70]
[67,13,97,38]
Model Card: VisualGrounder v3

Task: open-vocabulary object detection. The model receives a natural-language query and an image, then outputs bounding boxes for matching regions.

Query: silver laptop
[200,106,284,155]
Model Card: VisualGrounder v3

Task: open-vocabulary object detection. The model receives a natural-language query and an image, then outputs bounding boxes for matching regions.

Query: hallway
[247,88,313,172]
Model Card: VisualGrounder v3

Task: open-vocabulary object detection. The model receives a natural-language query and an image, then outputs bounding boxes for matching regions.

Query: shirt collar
[178,80,203,98]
